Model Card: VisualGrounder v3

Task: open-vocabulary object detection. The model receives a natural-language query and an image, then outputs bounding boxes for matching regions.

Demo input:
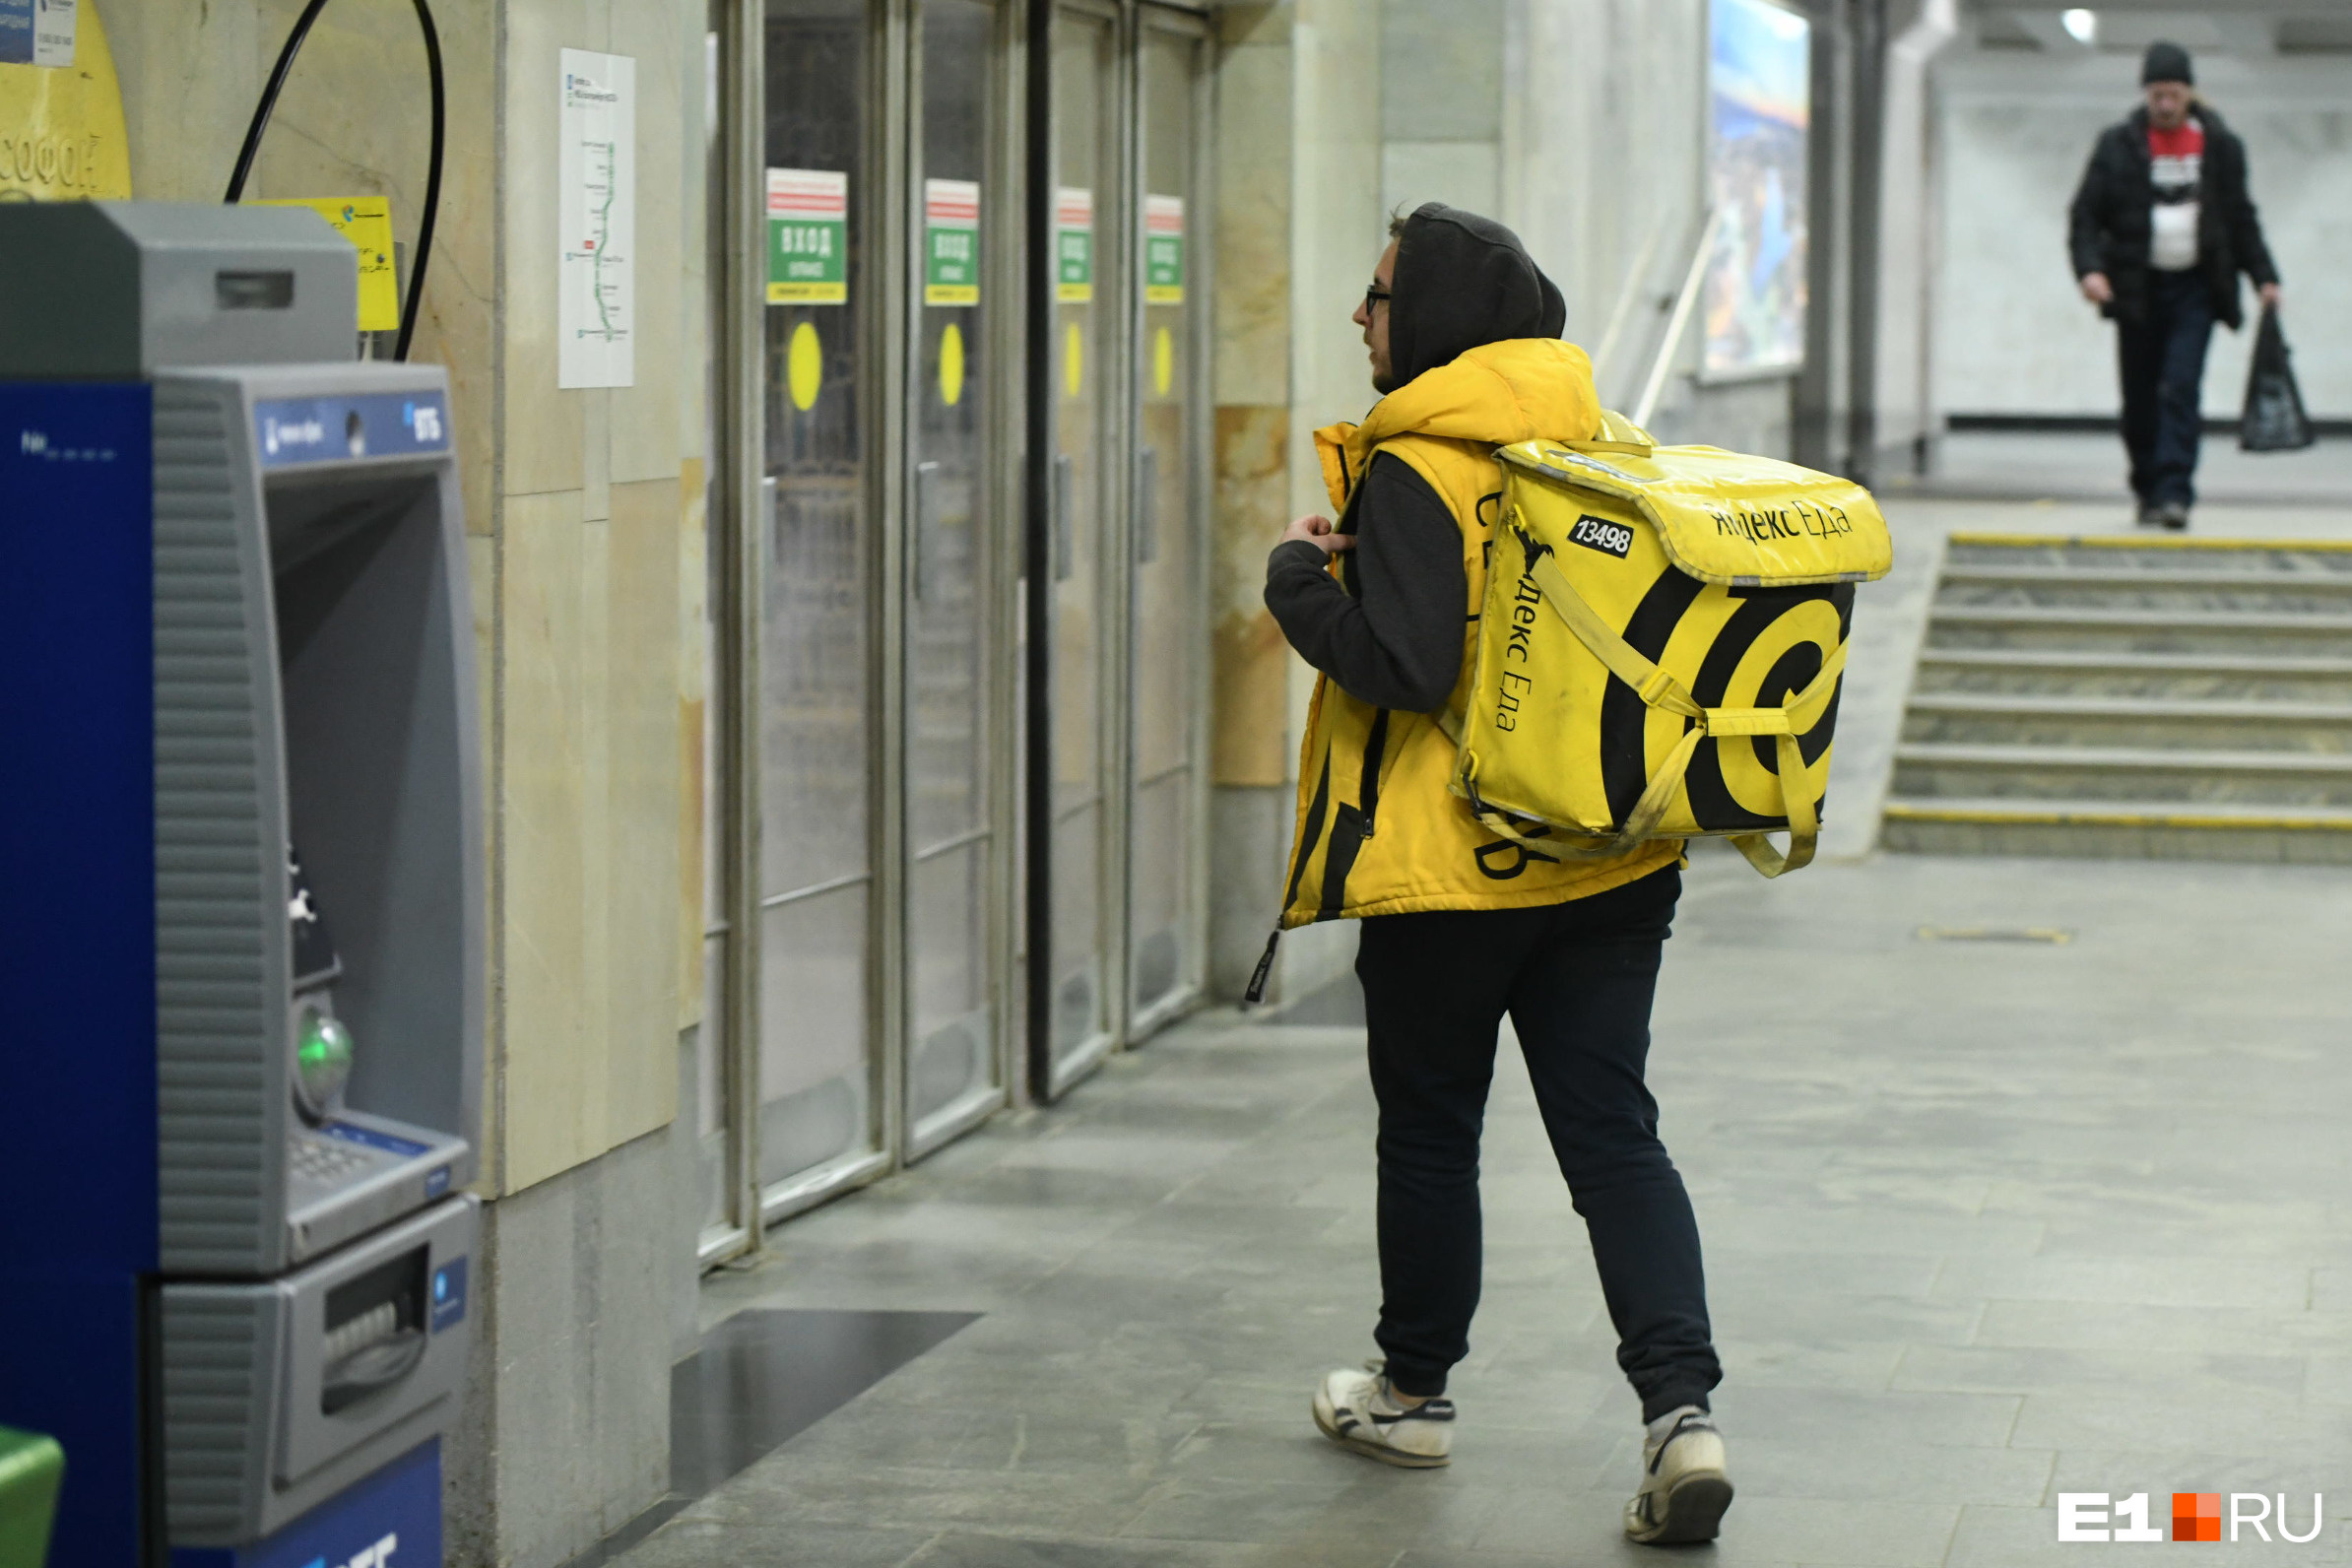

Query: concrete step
[1901,692,2352,753]
[1937,563,2352,616]
[1912,649,2352,703]
[1926,605,2352,658]
[1880,797,2352,865]
[1943,534,2352,576]
[1891,741,2352,808]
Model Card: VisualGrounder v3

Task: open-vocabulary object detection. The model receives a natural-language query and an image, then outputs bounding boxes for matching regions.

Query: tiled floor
[621,848,2352,1567]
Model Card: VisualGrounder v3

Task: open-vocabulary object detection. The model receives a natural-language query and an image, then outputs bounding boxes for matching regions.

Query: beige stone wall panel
[677,459,708,1031]
[1210,403,1290,787]
[499,0,597,498]
[107,0,262,201]
[1210,17,1292,408]
[498,483,682,1196]
[603,0,686,486]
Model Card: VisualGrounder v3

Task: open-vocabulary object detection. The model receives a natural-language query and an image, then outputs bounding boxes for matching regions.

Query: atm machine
[0,204,482,1567]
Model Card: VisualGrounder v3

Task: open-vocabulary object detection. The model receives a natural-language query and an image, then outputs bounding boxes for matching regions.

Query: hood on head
[1389,203,1567,387]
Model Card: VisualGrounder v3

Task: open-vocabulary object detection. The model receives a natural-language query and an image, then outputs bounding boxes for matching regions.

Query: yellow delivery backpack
[1451,413,1892,879]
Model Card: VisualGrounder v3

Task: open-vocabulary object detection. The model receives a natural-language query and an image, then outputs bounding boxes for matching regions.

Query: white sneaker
[1624,1405,1733,1544]
[1311,1362,1455,1469]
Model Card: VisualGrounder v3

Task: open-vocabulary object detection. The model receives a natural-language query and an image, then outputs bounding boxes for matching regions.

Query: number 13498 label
[1567,514,1634,559]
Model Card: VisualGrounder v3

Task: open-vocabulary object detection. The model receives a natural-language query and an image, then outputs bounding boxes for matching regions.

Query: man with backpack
[1263,203,1731,1546]
[2068,40,2281,530]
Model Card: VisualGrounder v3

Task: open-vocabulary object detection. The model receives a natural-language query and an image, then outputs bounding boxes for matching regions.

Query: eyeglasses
[1363,284,1392,314]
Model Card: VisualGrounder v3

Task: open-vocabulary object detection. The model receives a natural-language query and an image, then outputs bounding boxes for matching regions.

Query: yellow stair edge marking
[1946,532,2352,555]
[1883,804,2352,831]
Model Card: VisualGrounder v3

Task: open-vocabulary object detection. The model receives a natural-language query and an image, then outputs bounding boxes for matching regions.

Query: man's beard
[1371,366,1397,395]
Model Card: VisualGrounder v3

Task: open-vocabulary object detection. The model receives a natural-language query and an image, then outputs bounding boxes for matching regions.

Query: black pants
[1356,867,1720,1422]
[2119,270,2217,510]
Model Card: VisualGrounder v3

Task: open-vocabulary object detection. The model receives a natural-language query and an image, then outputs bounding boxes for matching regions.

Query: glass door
[1041,0,1127,1093]
[904,0,1011,1156]
[752,0,888,1215]
[1125,8,1208,1039]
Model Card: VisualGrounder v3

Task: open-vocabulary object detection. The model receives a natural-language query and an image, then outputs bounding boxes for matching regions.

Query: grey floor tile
[1473,1484,1950,1566]
[1707,1387,2024,1450]
[1893,1343,2305,1401]
[903,1534,1360,1568]
[1932,1254,2315,1311]
[2010,1387,2352,1457]
[1114,1472,1509,1551]
[619,1518,940,1568]
[1949,1501,2352,1566]
[1725,1435,2055,1505]
[1974,1298,2352,1355]
[628,845,2352,1568]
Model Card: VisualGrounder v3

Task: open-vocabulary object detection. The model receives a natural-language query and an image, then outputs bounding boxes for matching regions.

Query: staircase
[1880,533,2352,864]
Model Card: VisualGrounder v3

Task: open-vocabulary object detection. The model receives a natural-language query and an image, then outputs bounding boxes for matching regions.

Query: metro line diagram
[573,136,626,345]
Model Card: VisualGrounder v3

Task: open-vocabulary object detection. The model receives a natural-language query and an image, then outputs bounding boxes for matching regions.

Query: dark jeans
[2119,269,2217,509]
[1355,867,1720,1422]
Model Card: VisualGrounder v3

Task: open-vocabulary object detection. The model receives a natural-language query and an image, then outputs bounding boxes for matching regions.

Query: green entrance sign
[1144,193,1185,306]
[1055,187,1092,303]
[924,177,980,306]
[766,167,847,305]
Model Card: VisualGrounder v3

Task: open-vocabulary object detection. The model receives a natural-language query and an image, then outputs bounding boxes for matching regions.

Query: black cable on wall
[223,0,447,363]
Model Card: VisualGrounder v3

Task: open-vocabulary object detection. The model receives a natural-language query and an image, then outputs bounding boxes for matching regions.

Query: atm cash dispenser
[0,203,482,1567]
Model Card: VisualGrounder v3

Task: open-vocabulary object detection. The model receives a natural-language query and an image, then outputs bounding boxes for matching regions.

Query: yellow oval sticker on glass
[788,320,822,411]
[938,320,965,407]
[1152,325,1173,398]
[1063,322,1082,400]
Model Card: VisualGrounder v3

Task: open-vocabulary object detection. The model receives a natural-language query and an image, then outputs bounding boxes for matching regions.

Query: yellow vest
[1279,341,1682,929]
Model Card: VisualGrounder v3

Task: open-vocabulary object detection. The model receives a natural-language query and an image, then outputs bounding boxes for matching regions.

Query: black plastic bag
[2241,306,2316,453]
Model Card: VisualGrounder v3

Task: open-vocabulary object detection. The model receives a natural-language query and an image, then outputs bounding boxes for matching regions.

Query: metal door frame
[1123,1,1212,1045]
[1028,0,1136,1103]
[904,0,1028,1162]
[706,0,1026,1257]
[707,0,763,1266]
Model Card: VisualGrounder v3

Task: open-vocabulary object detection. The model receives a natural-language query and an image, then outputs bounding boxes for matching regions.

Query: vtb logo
[2058,1492,2324,1543]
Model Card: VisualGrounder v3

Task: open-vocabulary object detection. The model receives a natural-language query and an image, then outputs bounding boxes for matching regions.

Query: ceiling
[1967,3,2352,54]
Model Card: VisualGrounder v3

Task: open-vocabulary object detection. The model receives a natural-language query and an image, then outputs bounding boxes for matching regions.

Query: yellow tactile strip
[1881,803,2352,832]
[1946,532,2352,555]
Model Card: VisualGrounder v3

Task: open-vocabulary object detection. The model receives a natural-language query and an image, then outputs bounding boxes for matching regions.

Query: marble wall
[98,0,707,1559]
[102,0,703,1195]
[1203,0,1383,1003]
[1936,47,2352,420]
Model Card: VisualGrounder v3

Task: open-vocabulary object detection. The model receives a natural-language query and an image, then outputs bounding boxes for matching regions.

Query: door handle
[913,461,941,603]
[1053,452,1077,583]
[1135,446,1158,565]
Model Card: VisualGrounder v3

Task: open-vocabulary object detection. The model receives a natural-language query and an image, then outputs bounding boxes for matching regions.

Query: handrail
[1590,209,1671,401]
[1633,206,1725,429]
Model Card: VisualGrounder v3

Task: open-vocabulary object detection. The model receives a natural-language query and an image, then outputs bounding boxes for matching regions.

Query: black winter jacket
[2068,103,2278,331]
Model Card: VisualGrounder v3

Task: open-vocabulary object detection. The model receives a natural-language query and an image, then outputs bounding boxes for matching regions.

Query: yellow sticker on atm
[255,197,402,332]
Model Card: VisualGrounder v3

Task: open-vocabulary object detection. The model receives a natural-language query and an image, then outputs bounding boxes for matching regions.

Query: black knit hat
[2142,41,2193,87]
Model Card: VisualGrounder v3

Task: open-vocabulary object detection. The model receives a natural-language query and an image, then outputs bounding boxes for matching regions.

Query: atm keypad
[290,1131,379,1187]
